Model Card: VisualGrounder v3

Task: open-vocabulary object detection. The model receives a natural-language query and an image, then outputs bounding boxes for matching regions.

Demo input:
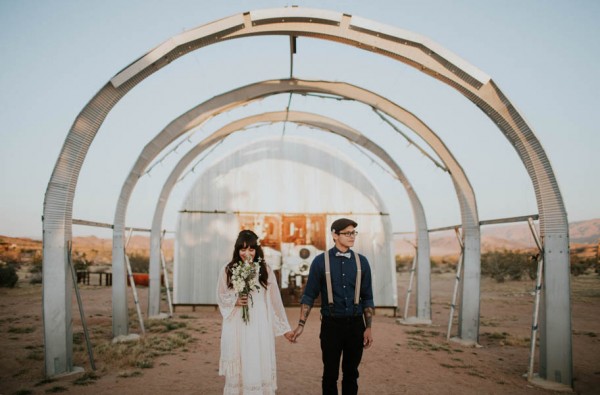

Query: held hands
[283,331,295,343]
[290,324,304,343]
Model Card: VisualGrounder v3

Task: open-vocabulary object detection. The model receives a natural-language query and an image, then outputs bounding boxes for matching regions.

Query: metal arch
[42,8,569,384]
[164,120,397,307]
[111,79,477,336]
[147,111,427,316]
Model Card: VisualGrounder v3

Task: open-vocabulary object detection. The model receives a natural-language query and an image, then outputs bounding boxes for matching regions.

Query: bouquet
[231,258,261,324]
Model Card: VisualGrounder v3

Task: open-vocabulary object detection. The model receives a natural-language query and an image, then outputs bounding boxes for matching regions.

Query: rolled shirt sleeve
[359,254,375,310]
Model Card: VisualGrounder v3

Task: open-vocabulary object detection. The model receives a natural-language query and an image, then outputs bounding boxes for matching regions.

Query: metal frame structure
[42,8,571,388]
[111,79,479,337]
[147,110,420,311]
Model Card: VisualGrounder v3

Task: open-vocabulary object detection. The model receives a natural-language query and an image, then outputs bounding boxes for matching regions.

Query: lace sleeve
[267,265,292,336]
[216,264,237,320]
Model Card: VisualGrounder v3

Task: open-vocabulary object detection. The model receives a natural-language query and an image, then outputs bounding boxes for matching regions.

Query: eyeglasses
[338,231,358,237]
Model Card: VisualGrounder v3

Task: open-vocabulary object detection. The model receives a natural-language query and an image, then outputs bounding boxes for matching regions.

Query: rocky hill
[394,218,600,257]
[1,218,598,264]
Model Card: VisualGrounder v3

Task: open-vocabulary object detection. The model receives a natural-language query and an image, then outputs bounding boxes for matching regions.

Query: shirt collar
[332,246,352,255]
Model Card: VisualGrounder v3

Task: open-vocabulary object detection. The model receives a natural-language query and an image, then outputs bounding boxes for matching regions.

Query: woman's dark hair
[226,230,268,289]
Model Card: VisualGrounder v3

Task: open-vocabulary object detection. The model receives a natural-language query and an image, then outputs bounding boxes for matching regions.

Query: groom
[292,218,374,395]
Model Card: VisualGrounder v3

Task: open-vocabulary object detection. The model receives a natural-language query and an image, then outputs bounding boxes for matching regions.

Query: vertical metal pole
[160,249,174,317]
[447,227,464,341]
[125,229,145,335]
[527,217,544,381]
[403,253,417,319]
[67,242,96,370]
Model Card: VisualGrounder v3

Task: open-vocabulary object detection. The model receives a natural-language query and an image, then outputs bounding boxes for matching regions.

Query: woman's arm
[266,265,292,337]
[216,264,238,320]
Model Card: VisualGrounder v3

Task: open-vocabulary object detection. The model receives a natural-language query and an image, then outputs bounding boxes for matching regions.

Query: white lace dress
[217,263,291,395]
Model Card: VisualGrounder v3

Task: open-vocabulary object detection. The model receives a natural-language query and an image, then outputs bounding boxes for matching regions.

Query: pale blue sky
[1,0,598,238]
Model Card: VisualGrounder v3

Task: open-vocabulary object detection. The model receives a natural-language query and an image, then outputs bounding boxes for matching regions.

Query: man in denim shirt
[292,218,374,395]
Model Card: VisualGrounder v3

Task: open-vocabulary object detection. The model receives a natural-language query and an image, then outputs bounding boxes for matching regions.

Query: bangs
[240,241,258,249]
[236,230,259,250]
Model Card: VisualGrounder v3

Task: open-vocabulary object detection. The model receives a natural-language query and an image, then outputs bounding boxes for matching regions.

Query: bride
[217,230,294,395]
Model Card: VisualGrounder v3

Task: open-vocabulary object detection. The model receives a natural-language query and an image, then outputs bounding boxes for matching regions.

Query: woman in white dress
[217,230,294,395]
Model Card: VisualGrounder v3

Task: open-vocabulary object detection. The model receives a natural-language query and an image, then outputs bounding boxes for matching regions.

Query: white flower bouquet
[231,258,261,324]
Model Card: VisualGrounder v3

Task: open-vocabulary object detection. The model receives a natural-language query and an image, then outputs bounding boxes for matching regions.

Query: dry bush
[128,253,149,273]
[394,255,413,272]
[570,255,597,276]
[480,250,536,282]
[0,264,19,287]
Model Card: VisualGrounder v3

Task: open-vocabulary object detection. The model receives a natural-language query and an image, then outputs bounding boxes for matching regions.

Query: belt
[322,315,363,323]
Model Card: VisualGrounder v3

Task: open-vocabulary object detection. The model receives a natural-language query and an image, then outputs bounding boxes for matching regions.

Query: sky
[0,0,599,239]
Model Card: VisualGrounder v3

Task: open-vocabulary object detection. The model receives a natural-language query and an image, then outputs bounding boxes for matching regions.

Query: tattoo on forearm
[300,304,312,321]
[363,307,374,328]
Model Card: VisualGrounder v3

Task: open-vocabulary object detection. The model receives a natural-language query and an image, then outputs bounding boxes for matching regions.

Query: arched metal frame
[147,110,426,315]
[42,8,571,386]
[112,79,477,337]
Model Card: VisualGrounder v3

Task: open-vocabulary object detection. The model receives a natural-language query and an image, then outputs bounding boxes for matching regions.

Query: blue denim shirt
[300,247,375,316]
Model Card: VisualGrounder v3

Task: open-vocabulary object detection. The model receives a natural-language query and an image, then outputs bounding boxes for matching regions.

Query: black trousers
[320,315,365,395]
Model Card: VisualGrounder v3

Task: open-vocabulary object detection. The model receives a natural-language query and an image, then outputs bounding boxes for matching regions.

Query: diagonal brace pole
[447,227,464,341]
[67,241,96,370]
[527,217,544,381]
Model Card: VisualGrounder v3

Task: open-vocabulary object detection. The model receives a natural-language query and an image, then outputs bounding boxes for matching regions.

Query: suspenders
[324,249,362,316]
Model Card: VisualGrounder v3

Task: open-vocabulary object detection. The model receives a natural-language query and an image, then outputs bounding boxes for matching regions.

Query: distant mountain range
[2,219,598,263]
[394,218,600,256]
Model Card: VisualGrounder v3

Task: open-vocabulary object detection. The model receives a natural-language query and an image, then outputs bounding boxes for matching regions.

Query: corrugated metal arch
[111,79,478,339]
[43,8,570,385]
[147,111,426,317]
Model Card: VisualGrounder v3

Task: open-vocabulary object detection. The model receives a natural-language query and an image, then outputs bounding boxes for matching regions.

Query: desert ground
[1,269,599,395]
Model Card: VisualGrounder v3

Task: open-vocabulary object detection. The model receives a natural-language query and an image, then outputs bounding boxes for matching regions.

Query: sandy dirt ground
[1,271,599,395]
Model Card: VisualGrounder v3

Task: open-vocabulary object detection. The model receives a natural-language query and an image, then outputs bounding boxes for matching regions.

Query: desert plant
[128,253,149,273]
[480,250,535,282]
[0,264,19,287]
[72,258,88,271]
[395,255,413,272]
[570,255,596,276]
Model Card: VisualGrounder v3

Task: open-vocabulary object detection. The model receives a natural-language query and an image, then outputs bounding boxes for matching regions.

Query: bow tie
[336,252,351,259]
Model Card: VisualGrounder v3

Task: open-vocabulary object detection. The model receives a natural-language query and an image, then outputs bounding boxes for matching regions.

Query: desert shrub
[72,258,88,271]
[570,255,596,276]
[29,264,42,273]
[0,264,19,287]
[480,250,536,282]
[128,254,149,273]
[28,263,43,284]
[395,255,413,272]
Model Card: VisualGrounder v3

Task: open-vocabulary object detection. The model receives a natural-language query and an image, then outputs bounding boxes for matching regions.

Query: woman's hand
[236,295,248,306]
[283,331,295,343]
